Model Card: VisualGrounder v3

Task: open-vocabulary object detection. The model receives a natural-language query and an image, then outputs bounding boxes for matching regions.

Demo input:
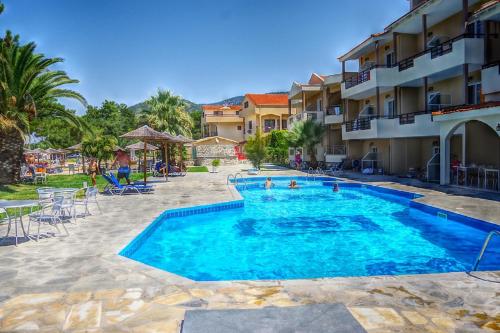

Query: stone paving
[0,164,499,332]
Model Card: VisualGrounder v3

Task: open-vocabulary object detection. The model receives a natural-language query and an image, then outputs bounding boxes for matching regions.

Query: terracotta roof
[202,105,242,111]
[432,102,500,116]
[245,94,288,106]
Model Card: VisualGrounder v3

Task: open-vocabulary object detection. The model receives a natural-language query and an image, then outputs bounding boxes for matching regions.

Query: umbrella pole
[143,141,147,184]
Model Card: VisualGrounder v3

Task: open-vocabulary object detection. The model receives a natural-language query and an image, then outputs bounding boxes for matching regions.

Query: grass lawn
[187,166,209,172]
[0,173,149,200]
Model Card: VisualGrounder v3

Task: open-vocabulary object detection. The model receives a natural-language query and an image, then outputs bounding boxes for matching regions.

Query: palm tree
[0,32,87,184]
[288,119,325,167]
[142,89,193,137]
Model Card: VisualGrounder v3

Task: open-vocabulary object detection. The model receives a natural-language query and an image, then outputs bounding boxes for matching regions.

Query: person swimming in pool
[288,180,299,189]
[332,182,340,192]
[264,177,274,189]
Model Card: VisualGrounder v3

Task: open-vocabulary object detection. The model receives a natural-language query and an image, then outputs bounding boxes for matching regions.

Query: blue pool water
[121,177,500,281]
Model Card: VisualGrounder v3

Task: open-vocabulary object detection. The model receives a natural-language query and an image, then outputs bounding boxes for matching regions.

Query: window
[237,125,242,130]
[281,119,287,130]
[264,119,276,133]
[385,52,395,67]
[371,147,378,153]
[468,82,481,105]
[235,111,240,115]
[244,101,249,108]
[384,98,395,117]
[248,120,252,129]
[214,111,223,116]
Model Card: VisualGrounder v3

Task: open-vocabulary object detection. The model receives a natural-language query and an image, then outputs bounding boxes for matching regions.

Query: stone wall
[195,144,236,158]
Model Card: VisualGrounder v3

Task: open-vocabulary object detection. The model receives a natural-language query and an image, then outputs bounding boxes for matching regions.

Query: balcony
[341,112,439,140]
[325,105,343,124]
[341,65,394,99]
[395,34,487,85]
[203,114,243,123]
[482,62,500,97]
[288,111,324,127]
[341,34,490,100]
[325,145,347,163]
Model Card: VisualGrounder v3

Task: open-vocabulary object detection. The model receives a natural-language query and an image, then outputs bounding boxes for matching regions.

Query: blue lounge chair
[103,173,154,195]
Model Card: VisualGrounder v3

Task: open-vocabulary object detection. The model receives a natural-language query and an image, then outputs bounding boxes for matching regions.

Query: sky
[1,0,409,113]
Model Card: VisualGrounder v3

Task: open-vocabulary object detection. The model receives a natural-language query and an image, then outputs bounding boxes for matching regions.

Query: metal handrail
[306,167,315,181]
[234,172,247,189]
[226,174,234,185]
[472,230,500,271]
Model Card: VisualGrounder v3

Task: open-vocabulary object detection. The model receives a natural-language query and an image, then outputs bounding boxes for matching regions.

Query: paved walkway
[0,164,499,332]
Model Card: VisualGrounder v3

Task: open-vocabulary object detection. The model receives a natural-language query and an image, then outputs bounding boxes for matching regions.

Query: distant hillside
[128,92,288,114]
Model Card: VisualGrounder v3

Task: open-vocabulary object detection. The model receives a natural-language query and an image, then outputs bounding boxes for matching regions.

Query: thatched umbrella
[126,141,158,161]
[121,125,180,183]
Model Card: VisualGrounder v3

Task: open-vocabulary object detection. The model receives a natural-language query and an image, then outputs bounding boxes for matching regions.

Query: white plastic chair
[34,172,47,184]
[36,187,54,205]
[74,187,101,217]
[52,191,77,223]
[28,198,69,241]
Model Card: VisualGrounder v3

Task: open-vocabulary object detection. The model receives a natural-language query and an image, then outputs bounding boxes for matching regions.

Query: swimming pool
[121,177,500,281]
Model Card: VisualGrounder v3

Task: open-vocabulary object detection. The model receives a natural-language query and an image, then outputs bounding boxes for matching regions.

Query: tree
[0,31,87,184]
[142,89,193,137]
[31,107,82,148]
[288,119,325,167]
[82,100,136,146]
[189,109,202,140]
[245,130,267,170]
[266,130,289,165]
[81,135,117,170]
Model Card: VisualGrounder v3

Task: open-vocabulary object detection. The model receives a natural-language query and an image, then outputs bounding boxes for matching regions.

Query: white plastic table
[0,200,39,246]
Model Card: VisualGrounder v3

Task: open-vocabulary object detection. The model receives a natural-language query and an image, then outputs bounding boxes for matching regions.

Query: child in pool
[332,182,340,192]
[288,180,299,189]
[264,177,274,189]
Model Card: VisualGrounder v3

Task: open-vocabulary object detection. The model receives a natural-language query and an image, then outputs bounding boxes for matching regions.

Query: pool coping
[119,176,500,283]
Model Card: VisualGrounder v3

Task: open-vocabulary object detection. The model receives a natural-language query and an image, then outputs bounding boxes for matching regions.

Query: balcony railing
[344,67,372,89]
[398,110,431,125]
[326,145,346,155]
[326,105,342,116]
[345,117,374,132]
[398,33,497,72]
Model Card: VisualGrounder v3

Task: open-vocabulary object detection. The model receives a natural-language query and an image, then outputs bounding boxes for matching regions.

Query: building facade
[201,105,244,143]
[284,0,499,189]
[240,94,294,141]
[334,0,500,185]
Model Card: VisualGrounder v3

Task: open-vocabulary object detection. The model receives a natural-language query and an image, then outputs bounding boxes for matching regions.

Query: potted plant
[211,159,221,173]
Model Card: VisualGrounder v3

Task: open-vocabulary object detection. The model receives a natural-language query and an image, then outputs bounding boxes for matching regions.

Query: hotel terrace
[289,0,500,190]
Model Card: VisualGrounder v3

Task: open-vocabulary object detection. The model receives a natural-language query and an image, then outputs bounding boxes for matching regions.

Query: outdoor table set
[453,165,500,191]
[0,187,85,246]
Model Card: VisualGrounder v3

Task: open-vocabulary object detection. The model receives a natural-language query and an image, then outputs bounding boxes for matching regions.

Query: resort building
[240,93,294,141]
[201,105,244,143]
[336,0,500,185]
[288,73,348,165]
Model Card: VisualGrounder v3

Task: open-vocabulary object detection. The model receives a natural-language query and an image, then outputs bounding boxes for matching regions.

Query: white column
[440,133,451,185]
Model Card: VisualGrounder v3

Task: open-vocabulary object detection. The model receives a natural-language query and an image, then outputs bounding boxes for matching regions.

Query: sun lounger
[103,173,153,195]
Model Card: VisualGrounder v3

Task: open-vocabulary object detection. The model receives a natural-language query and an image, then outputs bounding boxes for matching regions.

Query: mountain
[128,92,288,114]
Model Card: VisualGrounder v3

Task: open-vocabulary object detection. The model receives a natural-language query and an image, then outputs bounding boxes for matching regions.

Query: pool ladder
[472,230,500,271]
[306,167,324,181]
[227,173,247,189]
